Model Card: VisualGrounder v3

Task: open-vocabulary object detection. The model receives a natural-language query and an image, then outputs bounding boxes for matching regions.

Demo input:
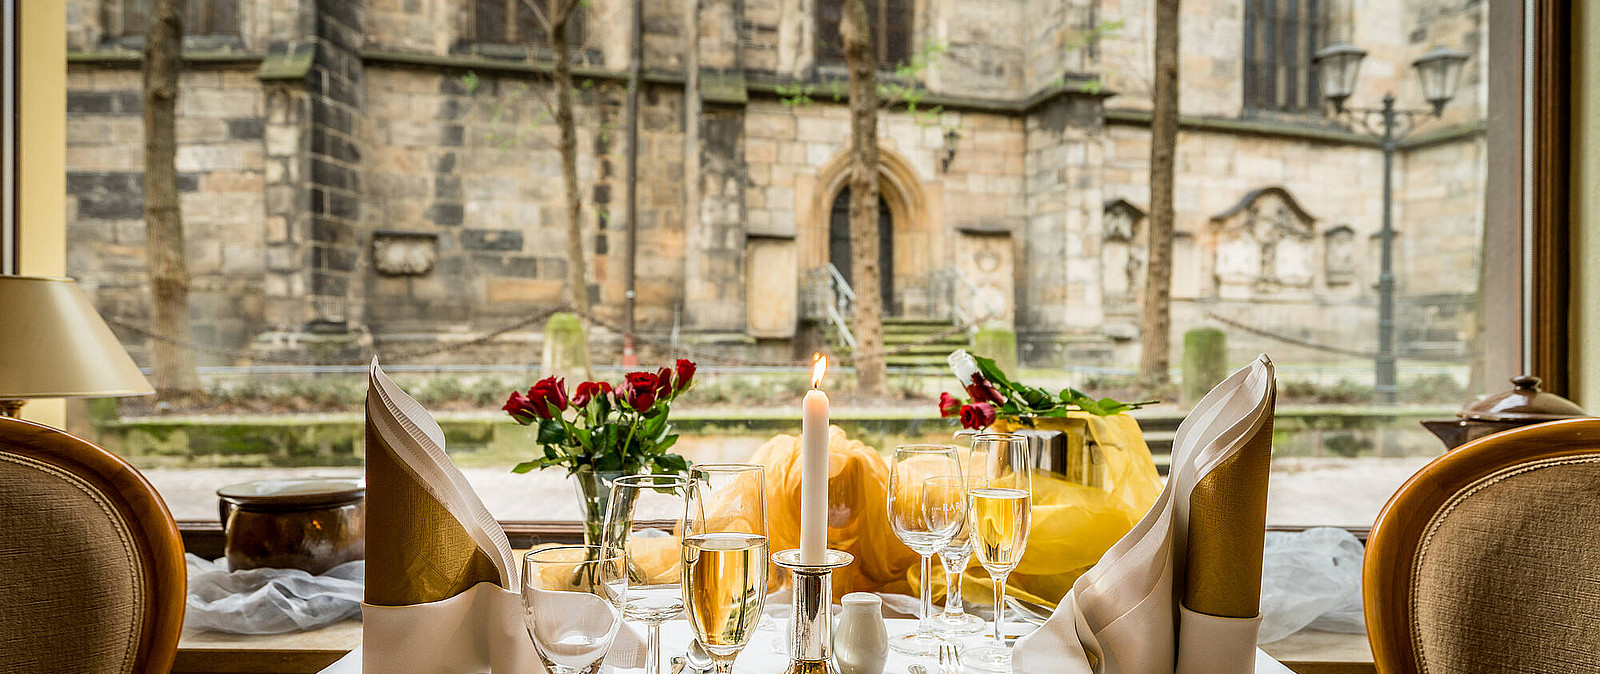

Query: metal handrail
[804,264,857,350]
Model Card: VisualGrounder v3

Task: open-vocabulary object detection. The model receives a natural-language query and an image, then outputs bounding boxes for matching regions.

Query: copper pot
[218,477,365,574]
[1421,375,1588,450]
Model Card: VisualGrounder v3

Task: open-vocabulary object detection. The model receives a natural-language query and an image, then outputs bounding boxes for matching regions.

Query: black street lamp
[1313,42,1470,403]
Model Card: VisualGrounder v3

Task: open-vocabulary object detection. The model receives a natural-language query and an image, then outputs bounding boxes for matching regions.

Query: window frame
[466,0,587,57]
[105,0,242,43]
[1241,0,1327,118]
[813,0,914,70]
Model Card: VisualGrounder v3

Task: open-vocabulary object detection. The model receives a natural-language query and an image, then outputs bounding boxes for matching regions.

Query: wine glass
[682,464,769,674]
[964,433,1034,672]
[603,474,692,674]
[887,444,966,656]
[931,470,985,635]
[521,545,627,674]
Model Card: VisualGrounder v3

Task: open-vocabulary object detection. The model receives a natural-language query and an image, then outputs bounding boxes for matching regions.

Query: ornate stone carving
[372,231,439,276]
[1324,225,1356,285]
[1208,187,1316,298]
[1101,198,1148,302]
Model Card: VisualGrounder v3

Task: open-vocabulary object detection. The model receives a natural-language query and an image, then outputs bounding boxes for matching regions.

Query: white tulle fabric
[1013,356,1290,674]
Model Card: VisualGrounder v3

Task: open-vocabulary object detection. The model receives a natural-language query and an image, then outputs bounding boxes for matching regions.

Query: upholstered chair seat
[0,417,185,673]
[1366,418,1600,674]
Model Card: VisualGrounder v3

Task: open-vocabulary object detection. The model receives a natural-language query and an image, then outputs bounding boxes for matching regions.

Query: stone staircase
[828,317,971,369]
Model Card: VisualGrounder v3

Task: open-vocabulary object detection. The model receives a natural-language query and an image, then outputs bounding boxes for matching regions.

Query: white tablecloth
[321,617,1295,673]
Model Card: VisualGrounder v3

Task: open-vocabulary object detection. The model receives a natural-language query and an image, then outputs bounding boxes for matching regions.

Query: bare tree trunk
[144,0,201,403]
[1139,0,1180,385]
[549,0,592,378]
[840,0,886,397]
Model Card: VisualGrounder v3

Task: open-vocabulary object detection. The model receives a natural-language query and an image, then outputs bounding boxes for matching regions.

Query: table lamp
[0,276,154,417]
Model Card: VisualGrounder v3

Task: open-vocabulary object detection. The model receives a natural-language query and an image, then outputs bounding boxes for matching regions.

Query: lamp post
[1313,43,1470,403]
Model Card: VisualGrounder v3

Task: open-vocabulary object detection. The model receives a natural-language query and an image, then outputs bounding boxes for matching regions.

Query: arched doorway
[828,187,895,314]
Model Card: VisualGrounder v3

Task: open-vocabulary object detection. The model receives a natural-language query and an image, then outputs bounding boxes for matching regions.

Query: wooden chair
[0,416,186,673]
[1364,417,1600,674]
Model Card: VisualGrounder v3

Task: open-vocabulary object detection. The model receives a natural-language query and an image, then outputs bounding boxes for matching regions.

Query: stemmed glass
[682,463,769,674]
[521,545,628,674]
[964,433,1034,672]
[931,471,985,635]
[887,444,967,656]
[603,474,692,674]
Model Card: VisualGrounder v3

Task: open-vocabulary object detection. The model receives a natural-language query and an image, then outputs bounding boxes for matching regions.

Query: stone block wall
[1021,95,1106,365]
[65,64,269,365]
[57,0,1488,369]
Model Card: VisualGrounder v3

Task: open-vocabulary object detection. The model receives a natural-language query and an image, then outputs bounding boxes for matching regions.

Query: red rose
[963,374,1008,405]
[625,371,659,393]
[959,402,997,430]
[527,376,569,418]
[571,381,612,407]
[938,392,963,418]
[502,390,541,425]
[675,359,697,391]
[655,367,675,396]
[621,380,657,412]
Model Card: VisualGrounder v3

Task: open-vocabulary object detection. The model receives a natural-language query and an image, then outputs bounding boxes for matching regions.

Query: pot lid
[218,477,364,509]
[1459,375,1587,422]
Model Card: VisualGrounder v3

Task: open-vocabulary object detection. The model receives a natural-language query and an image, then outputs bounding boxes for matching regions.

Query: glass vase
[573,467,634,549]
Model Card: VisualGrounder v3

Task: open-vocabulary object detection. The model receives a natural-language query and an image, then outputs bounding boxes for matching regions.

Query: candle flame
[811,354,828,389]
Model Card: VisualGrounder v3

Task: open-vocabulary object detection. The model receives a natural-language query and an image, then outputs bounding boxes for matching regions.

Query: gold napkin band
[365,415,504,606]
[1182,410,1274,619]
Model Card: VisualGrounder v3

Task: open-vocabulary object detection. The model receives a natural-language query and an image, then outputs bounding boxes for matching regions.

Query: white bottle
[834,592,889,674]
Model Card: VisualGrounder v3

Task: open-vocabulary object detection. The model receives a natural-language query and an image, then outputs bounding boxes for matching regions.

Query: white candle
[800,355,830,565]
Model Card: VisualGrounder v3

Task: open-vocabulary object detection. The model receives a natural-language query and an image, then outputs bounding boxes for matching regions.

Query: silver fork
[937,642,963,674]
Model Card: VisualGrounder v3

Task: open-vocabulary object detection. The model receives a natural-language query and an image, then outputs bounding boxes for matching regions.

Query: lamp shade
[0,276,153,400]
[1412,45,1471,115]
[1313,42,1367,112]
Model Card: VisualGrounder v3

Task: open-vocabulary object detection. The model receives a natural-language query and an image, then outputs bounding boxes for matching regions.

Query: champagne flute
[682,464,769,674]
[887,444,966,656]
[931,473,985,635]
[964,433,1033,672]
[521,545,627,674]
[603,474,692,674]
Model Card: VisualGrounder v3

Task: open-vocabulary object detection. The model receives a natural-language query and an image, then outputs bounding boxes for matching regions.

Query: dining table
[174,618,1376,674]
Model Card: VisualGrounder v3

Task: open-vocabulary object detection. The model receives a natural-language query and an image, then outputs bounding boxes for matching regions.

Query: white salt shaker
[834,592,888,674]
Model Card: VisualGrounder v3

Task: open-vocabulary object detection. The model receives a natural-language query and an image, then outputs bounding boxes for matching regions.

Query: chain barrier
[105,304,974,370]
[1201,311,1483,363]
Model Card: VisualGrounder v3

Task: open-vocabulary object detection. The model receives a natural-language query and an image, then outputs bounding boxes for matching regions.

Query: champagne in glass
[521,545,627,674]
[603,474,692,674]
[964,433,1034,673]
[887,445,966,656]
[682,463,769,673]
[681,532,769,651]
[970,486,1031,571]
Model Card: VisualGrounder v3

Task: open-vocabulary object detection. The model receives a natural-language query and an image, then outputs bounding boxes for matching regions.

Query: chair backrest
[0,416,185,673]
[1364,417,1600,674]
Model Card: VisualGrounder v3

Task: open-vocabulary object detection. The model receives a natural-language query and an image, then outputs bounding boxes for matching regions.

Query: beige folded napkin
[349,361,643,674]
[1014,355,1278,674]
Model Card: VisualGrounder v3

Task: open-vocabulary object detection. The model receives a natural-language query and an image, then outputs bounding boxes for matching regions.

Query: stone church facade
[61,0,1486,368]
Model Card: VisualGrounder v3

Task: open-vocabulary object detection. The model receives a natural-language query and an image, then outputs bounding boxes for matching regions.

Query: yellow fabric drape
[746,426,921,599]
[914,413,1163,609]
[619,416,1160,608]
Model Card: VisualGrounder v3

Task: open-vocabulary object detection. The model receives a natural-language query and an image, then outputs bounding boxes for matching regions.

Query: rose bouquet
[938,350,1155,430]
[504,360,696,547]
[503,359,695,476]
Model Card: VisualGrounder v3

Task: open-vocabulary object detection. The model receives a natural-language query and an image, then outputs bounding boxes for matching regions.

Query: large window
[1242,0,1327,116]
[471,0,585,51]
[47,0,1525,535]
[815,0,913,68]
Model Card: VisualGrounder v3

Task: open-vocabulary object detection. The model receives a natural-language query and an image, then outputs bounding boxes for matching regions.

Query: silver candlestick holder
[771,548,855,674]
